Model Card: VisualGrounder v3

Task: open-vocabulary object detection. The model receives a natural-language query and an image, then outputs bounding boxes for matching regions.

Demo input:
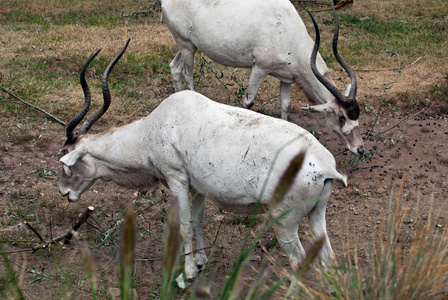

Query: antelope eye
[339,115,346,122]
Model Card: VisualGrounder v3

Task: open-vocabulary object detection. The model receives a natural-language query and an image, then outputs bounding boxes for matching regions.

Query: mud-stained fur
[60,42,348,293]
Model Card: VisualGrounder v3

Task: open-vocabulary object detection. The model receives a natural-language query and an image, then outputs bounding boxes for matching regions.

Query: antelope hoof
[176,273,194,289]
[243,101,254,109]
[195,254,208,271]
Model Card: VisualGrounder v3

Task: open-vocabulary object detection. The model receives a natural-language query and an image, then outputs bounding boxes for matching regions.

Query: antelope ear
[62,165,72,177]
[60,148,86,167]
[344,84,352,97]
[300,103,334,114]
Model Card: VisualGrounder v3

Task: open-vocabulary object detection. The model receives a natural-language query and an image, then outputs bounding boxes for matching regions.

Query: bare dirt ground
[1,18,448,300]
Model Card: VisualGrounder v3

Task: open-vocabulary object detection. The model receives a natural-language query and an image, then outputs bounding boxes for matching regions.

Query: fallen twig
[354,57,421,73]
[24,221,45,243]
[0,240,37,243]
[31,206,95,253]
[297,0,333,4]
[335,100,432,158]
[0,85,66,126]
[348,165,382,172]
[370,100,432,138]
[302,0,350,12]
[184,222,222,256]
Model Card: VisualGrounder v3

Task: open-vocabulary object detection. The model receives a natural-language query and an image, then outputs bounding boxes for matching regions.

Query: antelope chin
[60,190,79,202]
[348,146,365,156]
[67,196,78,202]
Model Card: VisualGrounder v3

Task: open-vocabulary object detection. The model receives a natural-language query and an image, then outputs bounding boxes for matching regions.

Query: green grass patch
[0,0,154,28]
[125,45,176,78]
[310,4,448,68]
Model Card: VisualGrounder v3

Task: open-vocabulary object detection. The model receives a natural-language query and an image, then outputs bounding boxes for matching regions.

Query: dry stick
[0,85,66,126]
[98,248,119,271]
[306,62,425,158]
[0,241,36,255]
[0,249,34,254]
[0,240,38,243]
[335,101,432,158]
[370,101,433,138]
[354,57,421,73]
[348,165,382,172]
[49,215,54,243]
[24,221,45,243]
[305,1,348,12]
[31,206,95,253]
[297,0,333,4]
[183,222,222,257]
[198,53,236,101]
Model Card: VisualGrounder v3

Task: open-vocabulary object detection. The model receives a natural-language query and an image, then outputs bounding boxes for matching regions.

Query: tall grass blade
[193,281,213,299]
[221,151,307,299]
[294,236,325,280]
[163,196,180,274]
[245,266,272,300]
[120,211,135,300]
[0,246,25,300]
[298,184,448,299]
[228,261,250,300]
[269,150,306,210]
[83,243,97,300]
[160,196,181,299]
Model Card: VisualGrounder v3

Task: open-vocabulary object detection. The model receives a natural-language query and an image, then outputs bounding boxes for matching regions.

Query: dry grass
[293,0,448,106]
[261,183,448,299]
[1,0,447,128]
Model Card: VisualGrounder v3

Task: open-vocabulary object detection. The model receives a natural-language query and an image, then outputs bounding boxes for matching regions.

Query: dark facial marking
[340,100,360,120]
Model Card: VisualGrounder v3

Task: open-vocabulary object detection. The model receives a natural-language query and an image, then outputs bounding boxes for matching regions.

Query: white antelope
[162,1,365,156]
[59,39,347,291]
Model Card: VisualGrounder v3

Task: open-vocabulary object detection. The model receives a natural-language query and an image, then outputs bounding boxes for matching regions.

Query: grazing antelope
[162,1,365,156]
[59,39,346,291]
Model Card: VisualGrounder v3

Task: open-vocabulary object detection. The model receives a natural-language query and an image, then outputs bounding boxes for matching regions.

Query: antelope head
[59,40,130,201]
[305,7,365,156]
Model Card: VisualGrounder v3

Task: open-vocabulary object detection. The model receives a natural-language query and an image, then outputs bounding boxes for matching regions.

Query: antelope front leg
[280,81,292,120]
[243,65,267,109]
[169,182,198,289]
[192,192,208,271]
[169,51,184,92]
[181,46,197,91]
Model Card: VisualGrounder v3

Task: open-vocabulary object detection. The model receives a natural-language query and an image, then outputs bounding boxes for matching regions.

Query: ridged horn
[79,39,130,134]
[331,5,357,100]
[307,9,346,104]
[65,49,101,144]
